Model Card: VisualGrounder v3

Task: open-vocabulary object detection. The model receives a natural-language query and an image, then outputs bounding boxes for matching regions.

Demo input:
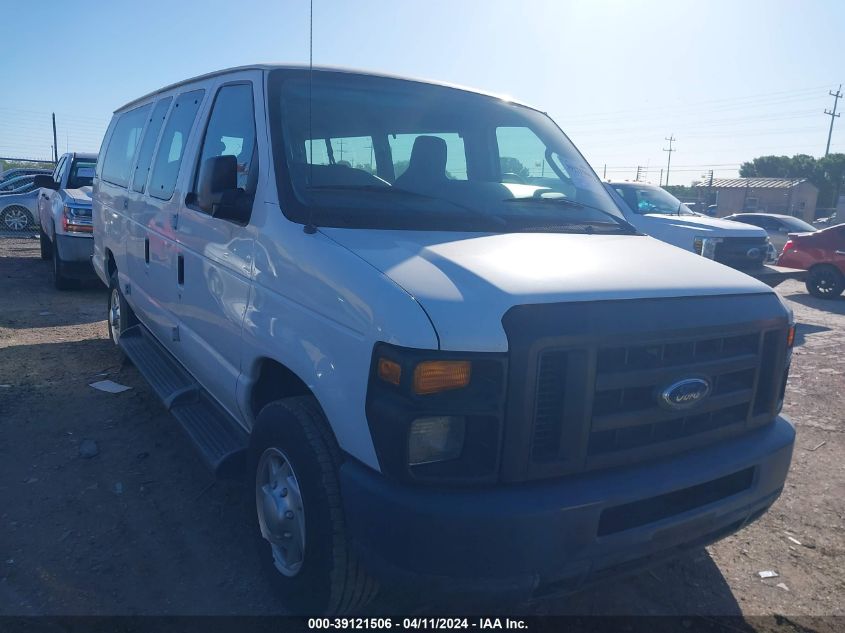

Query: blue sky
[1,0,843,185]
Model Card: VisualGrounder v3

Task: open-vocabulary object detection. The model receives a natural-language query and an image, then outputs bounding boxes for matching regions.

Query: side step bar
[120,324,247,477]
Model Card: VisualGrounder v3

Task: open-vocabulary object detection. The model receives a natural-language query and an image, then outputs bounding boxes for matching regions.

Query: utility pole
[659,168,664,187]
[51,113,58,163]
[603,164,606,179]
[663,134,676,187]
[824,84,842,157]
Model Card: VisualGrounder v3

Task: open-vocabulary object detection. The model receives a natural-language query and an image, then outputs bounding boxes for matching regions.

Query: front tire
[806,265,844,299]
[248,396,377,614]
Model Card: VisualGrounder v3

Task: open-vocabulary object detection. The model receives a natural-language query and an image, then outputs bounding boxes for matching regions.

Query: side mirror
[195,155,249,223]
[33,175,58,190]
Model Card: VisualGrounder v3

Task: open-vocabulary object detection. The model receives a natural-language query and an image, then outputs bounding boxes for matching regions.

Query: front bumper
[55,233,96,278]
[741,264,806,288]
[341,415,794,599]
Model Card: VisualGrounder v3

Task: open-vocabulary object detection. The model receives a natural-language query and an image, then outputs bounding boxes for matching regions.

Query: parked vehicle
[813,211,840,228]
[94,65,796,613]
[0,174,40,194]
[33,152,97,289]
[777,223,845,299]
[0,167,51,186]
[604,181,803,287]
[0,188,39,232]
[723,213,817,253]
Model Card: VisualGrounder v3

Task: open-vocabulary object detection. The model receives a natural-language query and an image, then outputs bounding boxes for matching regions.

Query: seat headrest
[400,136,447,183]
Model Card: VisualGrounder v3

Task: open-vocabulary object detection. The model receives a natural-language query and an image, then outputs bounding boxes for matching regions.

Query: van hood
[63,186,92,205]
[639,213,768,237]
[322,229,773,351]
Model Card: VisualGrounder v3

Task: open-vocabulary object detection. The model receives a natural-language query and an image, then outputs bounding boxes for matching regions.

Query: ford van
[93,65,796,613]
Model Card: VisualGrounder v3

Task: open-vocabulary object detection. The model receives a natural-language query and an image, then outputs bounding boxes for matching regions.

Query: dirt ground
[1,235,843,625]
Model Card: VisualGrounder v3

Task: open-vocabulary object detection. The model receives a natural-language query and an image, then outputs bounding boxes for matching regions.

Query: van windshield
[268,70,631,234]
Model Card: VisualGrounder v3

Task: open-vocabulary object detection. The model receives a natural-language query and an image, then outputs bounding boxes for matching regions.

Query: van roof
[116,63,539,113]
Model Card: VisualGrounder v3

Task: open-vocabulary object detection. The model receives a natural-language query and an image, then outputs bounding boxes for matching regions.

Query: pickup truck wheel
[249,396,378,614]
[52,239,72,290]
[107,271,137,346]
[39,228,52,260]
[806,265,844,299]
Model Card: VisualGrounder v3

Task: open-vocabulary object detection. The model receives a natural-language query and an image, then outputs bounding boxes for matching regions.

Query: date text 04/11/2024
[307,618,529,630]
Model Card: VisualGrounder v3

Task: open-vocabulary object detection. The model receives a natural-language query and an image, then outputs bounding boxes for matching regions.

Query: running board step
[119,324,247,476]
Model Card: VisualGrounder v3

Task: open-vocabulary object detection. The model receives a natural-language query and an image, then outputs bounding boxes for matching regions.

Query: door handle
[177,254,185,285]
[123,199,128,210]
[144,238,150,264]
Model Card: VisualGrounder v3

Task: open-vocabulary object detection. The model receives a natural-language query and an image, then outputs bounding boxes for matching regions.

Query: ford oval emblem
[659,378,711,410]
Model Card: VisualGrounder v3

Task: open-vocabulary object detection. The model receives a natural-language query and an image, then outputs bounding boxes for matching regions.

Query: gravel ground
[0,235,842,626]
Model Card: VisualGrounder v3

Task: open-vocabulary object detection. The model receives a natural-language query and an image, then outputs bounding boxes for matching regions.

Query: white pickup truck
[604,181,805,287]
[34,152,98,288]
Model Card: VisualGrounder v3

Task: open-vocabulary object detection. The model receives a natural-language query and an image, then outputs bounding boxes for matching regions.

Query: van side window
[101,104,152,187]
[194,83,257,198]
[148,89,205,200]
[131,97,173,193]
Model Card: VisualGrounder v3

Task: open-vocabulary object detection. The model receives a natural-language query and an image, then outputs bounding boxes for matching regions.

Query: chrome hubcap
[256,447,306,577]
[109,289,121,344]
[3,208,29,230]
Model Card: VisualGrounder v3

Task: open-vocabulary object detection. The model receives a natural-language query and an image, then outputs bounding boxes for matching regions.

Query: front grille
[527,327,786,472]
[714,237,768,270]
[588,333,760,457]
[500,295,790,482]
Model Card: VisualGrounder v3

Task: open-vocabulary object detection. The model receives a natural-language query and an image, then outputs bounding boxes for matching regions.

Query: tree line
[739,153,845,209]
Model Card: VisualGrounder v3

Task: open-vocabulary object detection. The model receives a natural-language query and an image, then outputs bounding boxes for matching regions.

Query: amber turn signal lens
[377,358,402,385]
[413,360,471,395]
[787,325,796,348]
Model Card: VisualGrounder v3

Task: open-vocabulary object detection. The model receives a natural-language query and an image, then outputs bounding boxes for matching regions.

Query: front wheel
[248,396,377,614]
[806,265,845,299]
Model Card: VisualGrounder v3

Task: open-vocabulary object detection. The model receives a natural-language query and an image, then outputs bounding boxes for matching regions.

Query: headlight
[366,343,506,483]
[694,236,722,259]
[408,416,466,465]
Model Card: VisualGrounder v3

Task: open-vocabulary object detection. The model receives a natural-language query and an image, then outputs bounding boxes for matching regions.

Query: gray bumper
[341,415,795,598]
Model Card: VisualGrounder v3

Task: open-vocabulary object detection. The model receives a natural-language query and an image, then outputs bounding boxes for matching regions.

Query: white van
[93,65,796,613]
[604,181,804,286]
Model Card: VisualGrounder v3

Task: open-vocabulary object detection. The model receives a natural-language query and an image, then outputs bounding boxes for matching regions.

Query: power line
[824,84,842,157]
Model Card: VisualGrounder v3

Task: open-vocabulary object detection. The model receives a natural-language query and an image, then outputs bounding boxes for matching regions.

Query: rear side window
[131,97,172,193]
[148,89,205,200]
[101,104,151,187]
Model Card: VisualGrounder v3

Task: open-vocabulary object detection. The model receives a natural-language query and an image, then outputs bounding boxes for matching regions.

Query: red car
[777,224,845,299]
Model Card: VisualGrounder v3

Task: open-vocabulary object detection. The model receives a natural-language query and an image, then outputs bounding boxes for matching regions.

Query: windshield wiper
[504,196,638,233]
